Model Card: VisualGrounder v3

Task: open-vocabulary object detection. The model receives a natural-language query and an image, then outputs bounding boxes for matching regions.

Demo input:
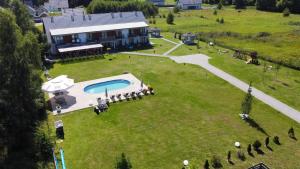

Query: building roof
[248,163,270,169]
[43,11,148,42]
[177,0,202,5]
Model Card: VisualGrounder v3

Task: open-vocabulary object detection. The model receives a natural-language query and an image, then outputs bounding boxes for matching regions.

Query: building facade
[176,0,202,10]
[42,11,149,56]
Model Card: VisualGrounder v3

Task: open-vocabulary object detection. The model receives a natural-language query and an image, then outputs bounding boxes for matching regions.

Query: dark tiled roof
[42,11,147,41]
[177,0,202,5]
[248,163,270,169]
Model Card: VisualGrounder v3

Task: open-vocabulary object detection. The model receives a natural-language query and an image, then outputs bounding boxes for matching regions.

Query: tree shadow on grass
[254,148,265,155]
[244,118,269,136]
[248,152,255,158]
[228,160,235,165]
[267,146,273,151]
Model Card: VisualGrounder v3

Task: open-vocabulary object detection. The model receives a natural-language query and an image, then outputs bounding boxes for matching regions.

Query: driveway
[170,54,300,123]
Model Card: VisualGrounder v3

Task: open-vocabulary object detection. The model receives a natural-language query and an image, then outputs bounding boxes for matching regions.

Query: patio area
[48,73,148,115]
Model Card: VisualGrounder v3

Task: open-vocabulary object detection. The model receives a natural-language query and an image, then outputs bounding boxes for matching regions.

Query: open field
[150,7,300,68]
[49,54,300,169]
[158,32,300,111]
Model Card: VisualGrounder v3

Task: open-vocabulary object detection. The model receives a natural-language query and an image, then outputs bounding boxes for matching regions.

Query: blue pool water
[84,79,131,94]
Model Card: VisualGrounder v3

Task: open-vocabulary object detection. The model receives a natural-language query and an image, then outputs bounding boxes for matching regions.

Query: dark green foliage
[87,0,158,18]
[253,140,262,150]
[283,7,290,17]
[115,153,132,169]
[0,7,50,169]
[167,12,174,24]
[213,9,218,15]
[256,0,276,11]
[241,84,253,115]
[247,144,252,154]
[235,0,246,9]
[10,0,34,34]
[216,18,220,22]
[220,18,224,24]
[211,155,222,168]
[265,137,270,147]
[217,2,223,9]
[153,19,156,24]
[237,150,246,161]
[0,0,10,7]
[273,136,280,144]
[288,127,295,138]
[35,129,53,162]
[204,159,209,169]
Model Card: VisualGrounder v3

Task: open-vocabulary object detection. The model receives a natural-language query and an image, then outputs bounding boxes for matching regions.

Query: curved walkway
[170,54,300,123]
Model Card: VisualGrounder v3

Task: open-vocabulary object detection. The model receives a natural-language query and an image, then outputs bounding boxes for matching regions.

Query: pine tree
[241,83,253,116]
[247,144,252,154]
[115,153,132,169]
[204,159,209,169]
[265,137,270,147]
[167,12,174,24]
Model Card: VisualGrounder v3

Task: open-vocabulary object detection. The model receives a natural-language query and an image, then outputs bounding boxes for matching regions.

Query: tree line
[86,0,159,17]
[0,0,52,168]
[203,0,300,13]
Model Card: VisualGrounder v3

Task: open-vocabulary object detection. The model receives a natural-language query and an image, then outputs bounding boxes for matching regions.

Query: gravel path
[170,54,300,123]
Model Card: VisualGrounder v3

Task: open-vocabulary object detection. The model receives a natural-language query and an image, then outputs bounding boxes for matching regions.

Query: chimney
[88,15,91,20]
[71,15,74,22]
[51,16,54,23]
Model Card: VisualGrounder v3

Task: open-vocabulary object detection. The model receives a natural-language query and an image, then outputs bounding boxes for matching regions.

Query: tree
[213,9,218,15]
[115,153,132,169]
[283,7,290,17]
[211,155,222,168]
[0,8,49,169]
[241,83,253,116]
[227,151,231,162]
[253,140,262,150]
[256,0,277,11]
[217,1,223,9]
[273,136,280,144]
[167,12,174,24]
[288,127,295,138]
[10,0,34,34]
[235,0,246,9]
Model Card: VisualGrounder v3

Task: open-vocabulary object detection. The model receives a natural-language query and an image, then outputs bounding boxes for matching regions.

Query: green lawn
[49,54,300,169]
[152,7,300,68]
[130,38,175,54]
[167,33,300,111]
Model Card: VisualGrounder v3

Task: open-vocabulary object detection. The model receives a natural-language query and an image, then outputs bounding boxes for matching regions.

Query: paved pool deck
[49,73,147,115]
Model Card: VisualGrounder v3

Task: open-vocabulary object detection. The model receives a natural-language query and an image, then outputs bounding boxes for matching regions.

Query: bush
[273,136,280,144]
[204,159,209,169]
[211,155,222,168]
[153,19,156,24]
[35,129,53,162]
[149,20,153,24]
[166,12,174,24]
[288,127,295,138]
[213,10,218,15]
[283,8,290,17]
[162,14,166,18]
[220,18,224,24]
[115,153,132,169]
[217,2,223,10]
[252,140,262,150]
[237,150,246,161]
[256,32,271,38]
[216,18,220,22]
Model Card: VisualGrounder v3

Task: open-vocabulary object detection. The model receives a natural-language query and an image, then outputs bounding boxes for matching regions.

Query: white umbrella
[42,75,74,93]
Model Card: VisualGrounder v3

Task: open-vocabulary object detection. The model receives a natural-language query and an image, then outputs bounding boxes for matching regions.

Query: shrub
[253,140,262,150]
[166,12,174,24]
[283,8,290,17]
[256,32,271,38]
[288,127,295,138]
[149,20,153,24]
[213,10,217,15]
[220,18,224,24]
[216,18,220,23]
[237,150,246,161]
[162,14,166,18]
[115,153,132,169]
[273,136,280,144]
[153,19,156,24]
[211,155,222,168]
[35,129,53,162]
[217,2,223,10]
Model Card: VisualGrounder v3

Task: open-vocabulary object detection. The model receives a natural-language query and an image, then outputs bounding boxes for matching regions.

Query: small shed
[149,27,161,38]
[182,33,196,45]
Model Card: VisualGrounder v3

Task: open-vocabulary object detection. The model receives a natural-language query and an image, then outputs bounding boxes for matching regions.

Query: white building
[176,0,202,10]
[44,0,69,12]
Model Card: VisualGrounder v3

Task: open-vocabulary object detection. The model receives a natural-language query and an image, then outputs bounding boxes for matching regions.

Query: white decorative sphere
[235,142,241,147]
[183,160,189,166]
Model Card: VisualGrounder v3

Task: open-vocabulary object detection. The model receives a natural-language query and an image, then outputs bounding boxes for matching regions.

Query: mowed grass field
[150,7,300,68]
[49,54,300,169]
[160,32,300,111]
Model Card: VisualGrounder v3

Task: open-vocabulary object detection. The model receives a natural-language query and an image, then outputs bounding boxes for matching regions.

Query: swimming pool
[84,79,131,94]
